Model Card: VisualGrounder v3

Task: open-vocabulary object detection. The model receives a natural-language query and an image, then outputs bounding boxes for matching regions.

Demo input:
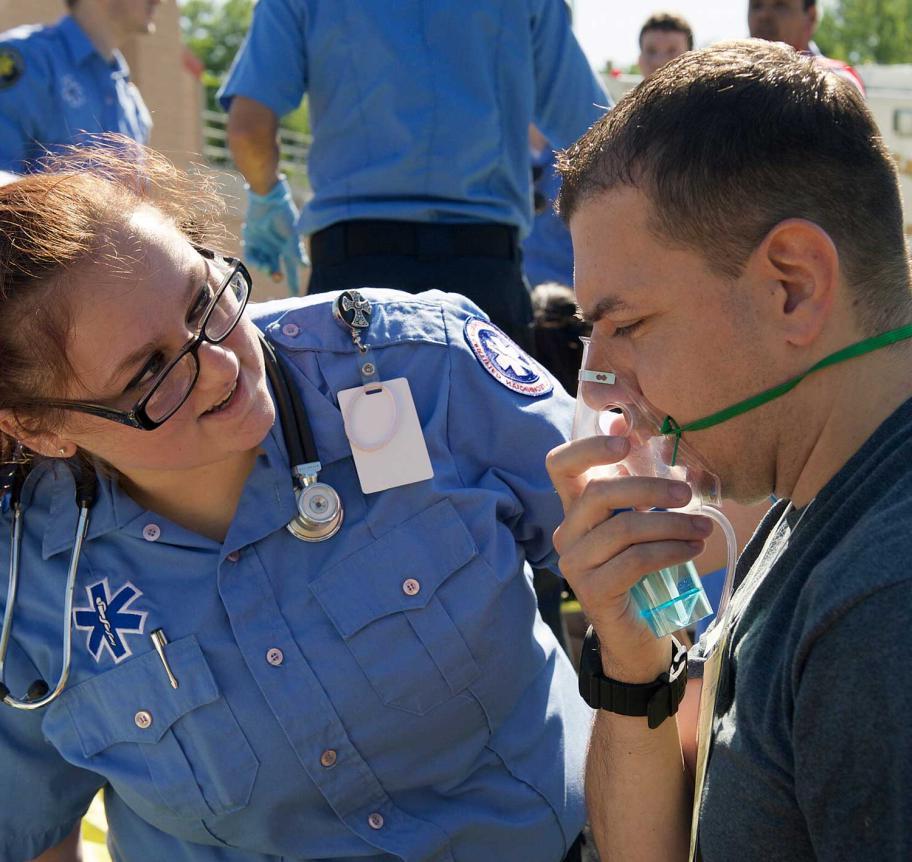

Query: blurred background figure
[523,127,577,291]
[748,0,865,93]
[530,282,589,397]
[524,12,693,330]
[0,0,159,173]
[220,0,608,339]
[638,11,694,78]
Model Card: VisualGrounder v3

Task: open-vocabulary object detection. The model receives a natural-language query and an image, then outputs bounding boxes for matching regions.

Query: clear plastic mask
[572,337,738,637]
[572,339,722,511]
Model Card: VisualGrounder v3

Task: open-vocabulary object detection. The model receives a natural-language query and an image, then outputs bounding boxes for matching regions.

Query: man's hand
[243,177,307,295]
[546,434,712,682]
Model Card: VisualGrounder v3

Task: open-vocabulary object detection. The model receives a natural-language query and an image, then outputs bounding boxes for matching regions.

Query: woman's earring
[58,448,66,456]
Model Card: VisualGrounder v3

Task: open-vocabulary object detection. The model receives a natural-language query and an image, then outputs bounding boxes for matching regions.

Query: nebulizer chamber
[572,338,738,638]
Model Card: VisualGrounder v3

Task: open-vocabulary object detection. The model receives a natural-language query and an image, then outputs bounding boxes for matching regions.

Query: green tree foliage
[816,0,912,64]
[179,0,310,134]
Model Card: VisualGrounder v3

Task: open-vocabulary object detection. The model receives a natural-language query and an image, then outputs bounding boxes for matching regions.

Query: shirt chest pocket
[310,500,483,715]
[43,635,259,820]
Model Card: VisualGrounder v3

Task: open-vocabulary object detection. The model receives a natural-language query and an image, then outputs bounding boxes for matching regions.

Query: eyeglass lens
[144,267,250,423]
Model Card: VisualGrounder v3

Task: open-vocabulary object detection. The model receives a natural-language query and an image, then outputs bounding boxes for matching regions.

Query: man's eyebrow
[104,264,206,391]
[579,296,633,324]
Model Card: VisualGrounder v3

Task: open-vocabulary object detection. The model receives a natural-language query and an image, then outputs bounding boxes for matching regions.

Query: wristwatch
[578,626,688,729]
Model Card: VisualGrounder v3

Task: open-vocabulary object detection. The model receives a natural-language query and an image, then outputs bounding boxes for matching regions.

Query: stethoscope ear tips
[287,482,344,542]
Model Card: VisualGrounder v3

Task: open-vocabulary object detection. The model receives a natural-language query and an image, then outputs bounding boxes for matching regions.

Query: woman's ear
[748,218,839,349]
[0,410,75,459]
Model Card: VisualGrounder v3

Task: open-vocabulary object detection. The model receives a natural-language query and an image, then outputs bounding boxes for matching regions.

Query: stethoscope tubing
[0,338,337,710]
[0,461,96,710]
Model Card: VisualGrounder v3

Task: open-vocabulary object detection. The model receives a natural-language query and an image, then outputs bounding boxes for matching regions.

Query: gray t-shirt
[696,397,912,861]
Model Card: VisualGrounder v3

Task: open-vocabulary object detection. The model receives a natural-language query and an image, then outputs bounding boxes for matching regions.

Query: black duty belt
[310,219,518,265]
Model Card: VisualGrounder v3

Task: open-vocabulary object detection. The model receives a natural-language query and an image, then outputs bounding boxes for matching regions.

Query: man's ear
[748,218,839,348]
[0,410,75,459]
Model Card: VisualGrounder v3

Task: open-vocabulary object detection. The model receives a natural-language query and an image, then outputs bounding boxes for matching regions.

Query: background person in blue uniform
[0,0,156,174]
[0,148,591,862]
[218,0,609,344]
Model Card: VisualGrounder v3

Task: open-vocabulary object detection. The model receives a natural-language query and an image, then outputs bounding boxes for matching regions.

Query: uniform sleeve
[217,0,309,117]
[792,579,912,861]
[0,39,54,173]
[0,638,104,861]
[443,297,573,572]
[528,0,610,149]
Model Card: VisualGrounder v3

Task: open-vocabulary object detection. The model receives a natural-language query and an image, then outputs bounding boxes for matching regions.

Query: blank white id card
[337,377,434,494]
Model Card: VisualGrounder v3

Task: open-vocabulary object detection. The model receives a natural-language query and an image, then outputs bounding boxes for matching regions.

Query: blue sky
[572,0,834,70]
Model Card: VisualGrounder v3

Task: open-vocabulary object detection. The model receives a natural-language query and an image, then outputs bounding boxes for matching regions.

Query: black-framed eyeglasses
[26,249,253,431]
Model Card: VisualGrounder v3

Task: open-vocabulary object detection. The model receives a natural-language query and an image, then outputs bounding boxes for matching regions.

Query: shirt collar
[39,417,302,560]
[42,464,141,560]
[58,15,130,76]
[58,15,101,66]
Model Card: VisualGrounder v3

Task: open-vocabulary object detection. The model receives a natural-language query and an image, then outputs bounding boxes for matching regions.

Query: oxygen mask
[572,338,738,637]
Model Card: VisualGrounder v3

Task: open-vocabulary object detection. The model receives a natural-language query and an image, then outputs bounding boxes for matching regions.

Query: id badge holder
[333,291,434,494]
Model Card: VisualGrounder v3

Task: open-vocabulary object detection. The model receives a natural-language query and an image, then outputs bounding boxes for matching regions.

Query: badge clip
[333,290,380,385]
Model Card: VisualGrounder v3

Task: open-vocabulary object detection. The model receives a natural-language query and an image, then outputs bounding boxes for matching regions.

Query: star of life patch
[463,317,552,397]
[73,578,148,664]
[0,47,23,89]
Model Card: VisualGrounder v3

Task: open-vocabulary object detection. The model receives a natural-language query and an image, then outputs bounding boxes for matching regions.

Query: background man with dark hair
[748,0,865,93]
[548,40,912,860]
[638,11,693,79]
[0,0,158,173]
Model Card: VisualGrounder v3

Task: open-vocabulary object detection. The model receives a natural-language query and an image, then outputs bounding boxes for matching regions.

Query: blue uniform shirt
[0,16,151,173]
[0,291,591,862]
[218,0,609,238]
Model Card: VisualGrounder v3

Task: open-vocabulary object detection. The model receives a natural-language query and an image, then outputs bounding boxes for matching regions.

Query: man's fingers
[555,472,695,550]
[557,509,712,575]
[574,539,706,607]
[546,435,629,511]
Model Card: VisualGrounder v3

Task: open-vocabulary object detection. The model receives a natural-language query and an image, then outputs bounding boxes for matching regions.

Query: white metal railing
[201,109,311,188]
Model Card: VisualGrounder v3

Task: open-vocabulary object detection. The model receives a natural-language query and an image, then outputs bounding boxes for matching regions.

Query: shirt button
[367,812,384,830]
[281,322,300,337]
[226,550,241,562]
[320,749,337,768]
[105,96,113,105]
[142,523,161,541]
[266,648,284,666]
[134,710,153,729]
[402,578,420,596]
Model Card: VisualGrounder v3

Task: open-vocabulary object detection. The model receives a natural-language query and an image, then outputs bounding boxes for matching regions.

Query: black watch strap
[578,626,688,729]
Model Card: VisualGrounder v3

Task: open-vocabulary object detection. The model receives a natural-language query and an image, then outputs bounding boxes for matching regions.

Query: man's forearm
[227,96,281,195]
[588,711,693,861]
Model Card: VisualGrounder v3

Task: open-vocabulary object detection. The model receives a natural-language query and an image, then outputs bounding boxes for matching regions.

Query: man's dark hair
[65,0,77,8]
[804,0,816,9]
[639,12,694,51]
[557,40,911,333]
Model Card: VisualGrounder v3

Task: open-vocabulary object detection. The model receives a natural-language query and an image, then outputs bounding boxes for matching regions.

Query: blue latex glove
[243,176,307,296]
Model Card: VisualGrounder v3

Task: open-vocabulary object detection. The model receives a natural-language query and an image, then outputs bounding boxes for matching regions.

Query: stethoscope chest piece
[287,481,344,542]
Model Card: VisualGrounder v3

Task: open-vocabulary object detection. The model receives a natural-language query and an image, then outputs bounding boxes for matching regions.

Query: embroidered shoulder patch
[0,47,23,89]
[73,578,148,664]
[463,317,552,397]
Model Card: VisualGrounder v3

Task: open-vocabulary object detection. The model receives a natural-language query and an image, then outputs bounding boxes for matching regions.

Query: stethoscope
[0,337,342,710]
[259,333,344,542]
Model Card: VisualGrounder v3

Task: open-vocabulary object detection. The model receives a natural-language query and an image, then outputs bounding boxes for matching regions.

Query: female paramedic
[0,149,591,862]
